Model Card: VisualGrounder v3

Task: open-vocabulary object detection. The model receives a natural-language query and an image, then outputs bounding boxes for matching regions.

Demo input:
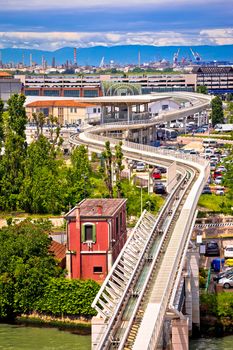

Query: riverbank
[16,313,91,335]
[200,292,233,337]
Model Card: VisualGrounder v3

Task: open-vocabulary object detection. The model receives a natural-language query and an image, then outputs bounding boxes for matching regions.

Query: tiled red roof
[0,71,11,77]
[26,100,97,108]
[66,198,127,218]
[49,240,66,261]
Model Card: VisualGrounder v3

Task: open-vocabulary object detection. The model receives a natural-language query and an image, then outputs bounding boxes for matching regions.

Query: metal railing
[69,91,210,350]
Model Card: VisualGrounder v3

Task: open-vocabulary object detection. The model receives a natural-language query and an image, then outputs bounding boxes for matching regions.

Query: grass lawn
[198,194,233,214]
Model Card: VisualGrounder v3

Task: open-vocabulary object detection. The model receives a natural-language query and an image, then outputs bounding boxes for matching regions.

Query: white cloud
[200,28,233,45]
[0,0,221,11]
[0,29,232,50]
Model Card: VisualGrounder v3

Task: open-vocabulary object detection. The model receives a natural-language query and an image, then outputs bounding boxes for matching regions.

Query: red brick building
[65,198,127,282]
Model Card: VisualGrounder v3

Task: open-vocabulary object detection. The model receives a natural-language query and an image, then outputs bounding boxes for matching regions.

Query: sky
[0,0,233,50]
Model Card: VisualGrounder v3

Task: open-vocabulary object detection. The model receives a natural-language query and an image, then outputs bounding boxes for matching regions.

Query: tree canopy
[0,220,62,319]
[211,96,224,126]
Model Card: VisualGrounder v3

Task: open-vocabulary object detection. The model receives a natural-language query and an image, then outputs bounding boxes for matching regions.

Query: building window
[64,90,80,97]
[25,89,40,96]
[93,108,97,113]
[81,223,96,242]
[43,90,60,96]
[83,90,98,97]
[93,266,103,273]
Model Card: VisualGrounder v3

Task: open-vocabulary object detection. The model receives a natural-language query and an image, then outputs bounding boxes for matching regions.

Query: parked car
[156,166,167,174]
[151,170,161,179]
[213,268,233,282]
[153,182,166,195]
[213,170,222,179]
[210,163,216,171]
[205,241,220,257]
[216,188,225,196]
[217,166,226,172]
[136,162,146,172]
[215,176,223,185]
[202,186,212,195]
[209,156,219,163]
[224,245,233,259]
[218,275,233,289]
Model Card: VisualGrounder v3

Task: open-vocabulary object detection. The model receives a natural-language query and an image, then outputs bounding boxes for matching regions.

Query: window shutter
[81,224,85,242]
[92,225,96,243]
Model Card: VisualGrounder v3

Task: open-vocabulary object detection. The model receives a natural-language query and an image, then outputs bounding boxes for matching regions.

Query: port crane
[173,48,180,66]
[190,48,201,62]
[99,56,105,68]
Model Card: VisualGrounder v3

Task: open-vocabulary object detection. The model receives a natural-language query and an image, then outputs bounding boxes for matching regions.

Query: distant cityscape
[0,45,232,74]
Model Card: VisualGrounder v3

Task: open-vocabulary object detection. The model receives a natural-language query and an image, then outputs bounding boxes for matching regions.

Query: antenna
[30,53,32,67]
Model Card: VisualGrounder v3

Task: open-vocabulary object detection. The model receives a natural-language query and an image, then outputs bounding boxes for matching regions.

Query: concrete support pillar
[171,318,189,350]
[148,172,154,194]
[187,251,200,330]
[185,273,192,331]
[92,317,108,350]
[139,129,143,144]
[184,116,187,134]
[127,104,132,123]
[167,161,177,193]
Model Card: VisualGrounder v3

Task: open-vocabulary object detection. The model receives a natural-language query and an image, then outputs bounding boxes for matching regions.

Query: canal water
[0,323,91,350]
[1,323,233,349]
[190,335,233,349]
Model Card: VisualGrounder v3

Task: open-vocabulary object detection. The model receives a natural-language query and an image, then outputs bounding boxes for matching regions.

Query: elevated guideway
[69,92,210,350]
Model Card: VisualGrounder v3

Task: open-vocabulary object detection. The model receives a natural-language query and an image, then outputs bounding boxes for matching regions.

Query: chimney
[97,204,103,215]
[76,205,81,230]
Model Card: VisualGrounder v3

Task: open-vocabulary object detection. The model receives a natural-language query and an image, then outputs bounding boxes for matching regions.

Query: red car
[151,170,161,179]
[213,170,222,179]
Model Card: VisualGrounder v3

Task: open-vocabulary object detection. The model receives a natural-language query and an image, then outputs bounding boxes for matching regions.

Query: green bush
[35,278,100,318]
[200,292,233,318]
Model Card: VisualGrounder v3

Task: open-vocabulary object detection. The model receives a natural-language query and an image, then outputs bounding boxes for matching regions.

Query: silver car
[218,275,233,289]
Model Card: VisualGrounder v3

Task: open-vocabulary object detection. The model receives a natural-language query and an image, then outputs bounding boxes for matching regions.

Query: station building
[25,99,101,125]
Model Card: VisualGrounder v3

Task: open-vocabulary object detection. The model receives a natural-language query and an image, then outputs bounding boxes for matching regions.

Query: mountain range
[1,45,233,66]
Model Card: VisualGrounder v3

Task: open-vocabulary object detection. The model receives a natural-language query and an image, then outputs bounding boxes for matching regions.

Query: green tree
[20,135,66,214]
[0,220,62,320]
[101,141,113,198]
[225,101,233,123]
[32,111,47,139]
[0,99,4,147]
[114,142,124,198]
[67,145,92,206]
[211,96,224,126]
[0,94,27,210]
[226,93,233,102]
[197,85,208,94]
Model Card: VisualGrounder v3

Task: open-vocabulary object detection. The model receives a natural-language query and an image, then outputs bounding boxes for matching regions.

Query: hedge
[34,278,100,318]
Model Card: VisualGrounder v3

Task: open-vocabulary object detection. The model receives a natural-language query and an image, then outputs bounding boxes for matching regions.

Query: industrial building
[193,66,233,94]
[0,71,22,102]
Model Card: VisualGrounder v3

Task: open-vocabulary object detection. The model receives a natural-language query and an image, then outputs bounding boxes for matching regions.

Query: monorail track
[69,92,210,350]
